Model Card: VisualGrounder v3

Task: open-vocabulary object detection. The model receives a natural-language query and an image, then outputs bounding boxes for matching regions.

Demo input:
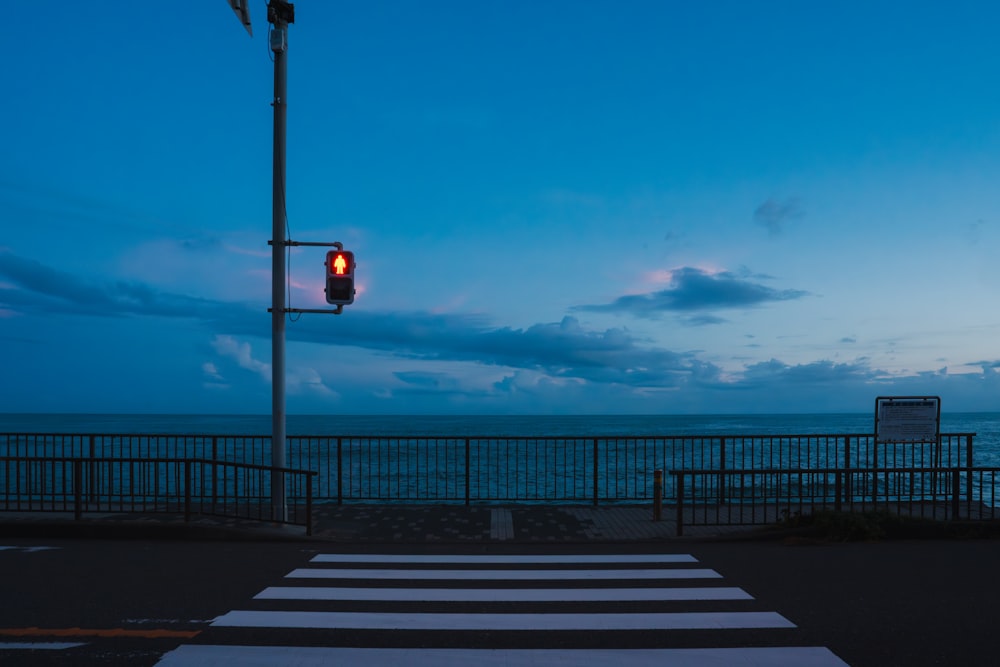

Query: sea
[1,412,999,444]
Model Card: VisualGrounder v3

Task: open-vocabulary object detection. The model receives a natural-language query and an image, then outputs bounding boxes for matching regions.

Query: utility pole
[268,0,294,523]
[229,1,348,524]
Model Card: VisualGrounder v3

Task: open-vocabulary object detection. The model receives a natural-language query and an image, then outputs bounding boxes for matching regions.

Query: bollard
[653,469,663,521]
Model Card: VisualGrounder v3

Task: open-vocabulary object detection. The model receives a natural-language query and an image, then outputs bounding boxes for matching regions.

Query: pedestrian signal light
[325,250,355,305]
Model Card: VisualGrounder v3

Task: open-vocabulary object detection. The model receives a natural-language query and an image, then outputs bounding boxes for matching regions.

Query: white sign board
[875,397,940,443]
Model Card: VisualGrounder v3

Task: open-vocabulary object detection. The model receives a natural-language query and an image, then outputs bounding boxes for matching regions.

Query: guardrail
[670,466,1000,536]
[0,432,978,504]
[0,456,317,535]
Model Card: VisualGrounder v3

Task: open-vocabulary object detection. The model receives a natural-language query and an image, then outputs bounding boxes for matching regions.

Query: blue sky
[3,1,1000,415]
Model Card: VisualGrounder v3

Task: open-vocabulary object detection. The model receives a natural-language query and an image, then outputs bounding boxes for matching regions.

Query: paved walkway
[310,505,715,542]
[0,505,759,542]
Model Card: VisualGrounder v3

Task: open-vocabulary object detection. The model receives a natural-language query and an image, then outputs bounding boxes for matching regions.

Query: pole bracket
[268,307,343,315]
[269,240,344,248]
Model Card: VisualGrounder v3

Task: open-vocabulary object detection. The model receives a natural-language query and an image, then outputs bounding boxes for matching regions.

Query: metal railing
[0,456,317,535]
[671,466,1000,536]
[0,432,978,504]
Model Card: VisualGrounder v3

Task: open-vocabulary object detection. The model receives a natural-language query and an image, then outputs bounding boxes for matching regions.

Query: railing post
[183,460,191,522]
[592,438,599,506]
[211,436,219,508]
[718,437,727,505]
[843,436,852,504]
[88,435,97,503]
[306,471,314,537]
[834,470,842,512]
[653,470,663,521]
[872,439,879,508]
[676,473,685,537]
[74,459,83,521]
[464,438,471,506]
[966,434,974,509]
[952,468,961,521]
[336,437,343,505]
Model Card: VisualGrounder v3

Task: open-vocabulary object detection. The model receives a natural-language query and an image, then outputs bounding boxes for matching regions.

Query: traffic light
[325,250,355,305]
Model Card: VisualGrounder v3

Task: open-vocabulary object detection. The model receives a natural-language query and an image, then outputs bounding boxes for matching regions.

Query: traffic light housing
[325,250,355,305]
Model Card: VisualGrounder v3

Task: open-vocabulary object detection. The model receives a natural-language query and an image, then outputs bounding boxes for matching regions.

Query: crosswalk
[155,552,850,666]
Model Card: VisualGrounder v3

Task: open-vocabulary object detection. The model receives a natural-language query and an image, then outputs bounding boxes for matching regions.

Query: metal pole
[652,469,662,521]
[464,438,471,506]
[592,438,599,506]
[717,436,727,505]
[74,459,83,521]
[675,473,685,537]
[184,460,192,523]
[306,471,314,536]
[269,2,293,522]
[966,434,974,509]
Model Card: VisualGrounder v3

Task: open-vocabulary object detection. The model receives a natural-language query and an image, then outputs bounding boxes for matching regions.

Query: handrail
[0,455,317,535]
[1,431,979,505]
[670,465,992,536]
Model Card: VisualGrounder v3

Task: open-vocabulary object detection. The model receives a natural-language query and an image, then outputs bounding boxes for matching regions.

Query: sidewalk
[310,505,730,542]
[0,504,758,543]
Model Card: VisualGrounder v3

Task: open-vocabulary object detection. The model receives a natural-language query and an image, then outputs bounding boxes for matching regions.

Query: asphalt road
[0,539,312,666]
[693,539,1000,667]
[2,537,999,666]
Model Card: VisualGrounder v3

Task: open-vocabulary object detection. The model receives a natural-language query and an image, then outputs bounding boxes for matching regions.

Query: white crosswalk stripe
[254,585,753,601]
[158,645,848,666]
[155,552,851,666]
[284,566,722,580]
[213,609,795,630]
[309,553,699,563]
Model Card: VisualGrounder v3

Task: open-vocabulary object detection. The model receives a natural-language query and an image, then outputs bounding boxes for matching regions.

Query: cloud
[12,252,993,412]
[201,361,229,390]
[967,359,1000,371]
[0,249,231,319]
[207,334,336,398]
[211,334,270,381]
[493,370,584,396]
[395,371,454,389]
[573,267,808,319]
[753,197,804,236]
[239,308,720,391]
[685,314,728,326]
[0,251,794,393]
[288,366,337,398]
[201,361,225,382]
[315,314,715,389]
[741,358,879,385]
